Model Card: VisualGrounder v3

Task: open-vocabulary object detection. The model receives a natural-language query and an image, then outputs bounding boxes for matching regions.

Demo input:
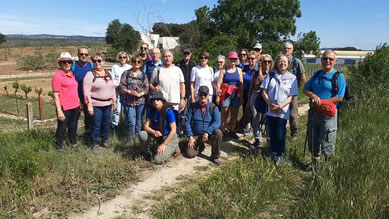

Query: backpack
[190,102,216,117]
[91,70,112,83]
[311,71,353,108]
[71,61,94,73]
[151,66,161,87]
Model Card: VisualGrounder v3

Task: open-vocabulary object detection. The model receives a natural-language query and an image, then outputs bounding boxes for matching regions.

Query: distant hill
[6,34,105,41]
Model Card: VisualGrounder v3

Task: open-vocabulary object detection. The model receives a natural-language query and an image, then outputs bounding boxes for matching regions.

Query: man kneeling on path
[185,86,222,165]
[140,91,179,164]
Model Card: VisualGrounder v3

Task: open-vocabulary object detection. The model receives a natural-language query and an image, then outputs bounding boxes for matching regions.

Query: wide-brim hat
[57,52,74,64]
[227,51,239,59]
[315,99,337,117]
[149,91,166,103]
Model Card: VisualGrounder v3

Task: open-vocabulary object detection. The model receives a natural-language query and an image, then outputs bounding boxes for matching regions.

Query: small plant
[47,91,54,99]
[4,85,8,95]
[12,81,20,114]
[20,84,32,99]
[34,87,43,98]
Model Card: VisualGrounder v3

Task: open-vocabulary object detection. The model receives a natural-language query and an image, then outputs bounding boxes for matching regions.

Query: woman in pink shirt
[52,52,80,152]
[83,53,116,148]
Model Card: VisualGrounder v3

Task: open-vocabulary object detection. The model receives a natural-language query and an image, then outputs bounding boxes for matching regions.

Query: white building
[141,33,179,50]
[303,50,374,65]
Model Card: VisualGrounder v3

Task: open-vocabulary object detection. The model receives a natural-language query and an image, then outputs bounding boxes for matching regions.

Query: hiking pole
[303,97,314,157]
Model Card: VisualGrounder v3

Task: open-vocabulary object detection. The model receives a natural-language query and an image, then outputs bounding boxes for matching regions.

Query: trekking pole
[303,97,314,157]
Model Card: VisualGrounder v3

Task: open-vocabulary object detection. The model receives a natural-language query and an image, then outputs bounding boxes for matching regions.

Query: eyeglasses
[92,59,103,64]
[61,60,73,65]
[119,56,127,59]
[322,57,335,61]
[141,47,148,50]
[79,53,88,56]
[239,53,247,56]
[248,57,256,60]
[200,56,208,60]
[262,60,271,64]
[216,61,224,64]
[134,60,142,64]
[199,93,208,97]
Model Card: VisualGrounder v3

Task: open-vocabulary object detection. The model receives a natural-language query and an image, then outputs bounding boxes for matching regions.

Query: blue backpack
[71,61,94,72]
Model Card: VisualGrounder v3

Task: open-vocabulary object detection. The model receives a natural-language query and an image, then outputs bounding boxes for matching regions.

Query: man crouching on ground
[140,91,178,164]
[185,86,222,165]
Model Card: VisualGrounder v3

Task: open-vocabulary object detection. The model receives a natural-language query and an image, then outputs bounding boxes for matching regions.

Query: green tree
[0,33,6,45]
[293,31,321,58]
[20,84,32,99]
[105,19,141,54]
[152,21,200,49]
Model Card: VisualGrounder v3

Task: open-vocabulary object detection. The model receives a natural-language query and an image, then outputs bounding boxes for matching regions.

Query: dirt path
[70,103,310,219]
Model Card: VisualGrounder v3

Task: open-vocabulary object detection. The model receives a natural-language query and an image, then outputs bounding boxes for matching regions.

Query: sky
[0,0,388,50]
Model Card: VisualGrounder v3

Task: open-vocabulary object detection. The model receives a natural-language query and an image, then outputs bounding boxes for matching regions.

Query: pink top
[52,69,80,111]
[83,70,116,107]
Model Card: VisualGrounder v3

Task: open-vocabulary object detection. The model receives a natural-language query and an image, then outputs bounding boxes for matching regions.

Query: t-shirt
[190,65,214,99]
[304,69,346,100]
[74,61,94,100]
[243,68,255,91]
[147,108,176,136]
[290,57,305,80]
[52,69,79,111]
[83,70,116,107]
[261,71,298,120]
[150,65,185,105]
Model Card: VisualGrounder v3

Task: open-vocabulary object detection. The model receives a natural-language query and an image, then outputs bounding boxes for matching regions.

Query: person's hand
[188,137,196,149]
[270,103,281,113]
[155,86,161,91]
[132,91,140,97]
[79,103,83,111]
[179,98,185,110]
[88,106,94,116]
[191,97,195,103]
[202,133,209,143]
[312,94,321,106]
[216,96,220,105]
[153,130,162,137]
[112,102,117,111]
[157,143,166,155]
[138,91,145,97]
[57,111,65,122]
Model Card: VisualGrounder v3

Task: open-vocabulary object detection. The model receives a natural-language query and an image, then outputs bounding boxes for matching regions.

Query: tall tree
[294,31,321,58]
[0,33,6,45]
[105,19,141,54]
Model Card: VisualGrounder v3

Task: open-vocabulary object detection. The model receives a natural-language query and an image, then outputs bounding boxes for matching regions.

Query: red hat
[315,99,337,117]
[227,51,239,59]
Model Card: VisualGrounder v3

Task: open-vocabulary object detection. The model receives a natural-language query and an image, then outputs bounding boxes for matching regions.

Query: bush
[16,53,58,70]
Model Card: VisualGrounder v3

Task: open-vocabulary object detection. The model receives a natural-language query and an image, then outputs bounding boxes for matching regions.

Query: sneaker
[102,141,109,148]
[291,134,298,141]
[211,158,221,166]
[275,156,284,166]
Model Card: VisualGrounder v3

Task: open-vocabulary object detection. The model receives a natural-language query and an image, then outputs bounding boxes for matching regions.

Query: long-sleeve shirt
[111,63,132,87]
[185,101,221,137]
[83,70,116,107]
[119,69,149,106]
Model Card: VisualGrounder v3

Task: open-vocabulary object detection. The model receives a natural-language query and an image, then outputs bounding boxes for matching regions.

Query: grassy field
[151,45,389,218]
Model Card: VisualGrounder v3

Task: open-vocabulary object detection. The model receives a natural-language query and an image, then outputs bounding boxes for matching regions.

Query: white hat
[254,42,262,49]
[57,52,74,64]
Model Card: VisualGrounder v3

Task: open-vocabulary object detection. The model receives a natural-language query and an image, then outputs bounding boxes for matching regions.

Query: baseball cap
[198,85,209,94]
[315,99,337,117]
[254,42,262,50]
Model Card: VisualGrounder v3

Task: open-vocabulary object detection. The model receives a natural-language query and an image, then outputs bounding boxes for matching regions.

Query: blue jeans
[124,104,144,136]
[91,105,112,144]
[267,116,287,156]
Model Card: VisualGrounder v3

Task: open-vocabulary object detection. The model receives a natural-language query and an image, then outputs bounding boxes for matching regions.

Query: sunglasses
[184,52,190,55]
[284,47,293,50]
[141,47,148,50]
[199,92,208,97]
[92,59,103,64]
[254,48,261,51]
[248,57,256,60]
[119,56,127,59]
[216,61,224,64]
[61,60,73,65]
[79,53,88,56]
[322,57,335,61]
[229,58,238,61]
[262,60,271,64]
[200,56,208,60]
[134,60,142,64]
[152,98,162,102]
[239,54,247,56]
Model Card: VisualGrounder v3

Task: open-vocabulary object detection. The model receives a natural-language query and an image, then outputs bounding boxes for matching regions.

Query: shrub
[16,53,58,70]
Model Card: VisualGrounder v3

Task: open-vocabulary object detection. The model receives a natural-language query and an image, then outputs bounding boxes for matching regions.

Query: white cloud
[0,14,106,36]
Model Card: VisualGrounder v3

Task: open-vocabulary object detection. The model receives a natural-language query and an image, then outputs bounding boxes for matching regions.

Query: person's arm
[111,81,117,110]
[179,82,186,110]
[190,82,195,103]
[206,105,221,134]
[297,59,306,88]
[53,92,65,121]
[83,72,94,116]
[149,68,159,91]
[299,73,306,88]
[216,69,225,104]
[238,68,244,104]
[185,104,194,137]
[157,120,176,155]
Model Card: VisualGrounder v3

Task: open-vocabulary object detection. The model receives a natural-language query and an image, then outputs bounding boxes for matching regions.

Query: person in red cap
[303,50,347,170]
[216,51,244,139]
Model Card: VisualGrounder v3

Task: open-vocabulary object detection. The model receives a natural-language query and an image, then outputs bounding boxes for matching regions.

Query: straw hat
[57,52,74,64]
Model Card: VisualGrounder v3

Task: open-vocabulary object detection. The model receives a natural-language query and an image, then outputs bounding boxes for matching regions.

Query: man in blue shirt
[139,91,179,165]
[304,50,346,169]
[185,86,222,165]
[73,46,94,135]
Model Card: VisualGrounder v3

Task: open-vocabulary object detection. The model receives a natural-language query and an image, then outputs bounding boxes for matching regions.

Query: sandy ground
[68,104,310,219]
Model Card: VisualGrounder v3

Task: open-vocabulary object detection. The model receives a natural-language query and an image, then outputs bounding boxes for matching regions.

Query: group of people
[52,42,346,168]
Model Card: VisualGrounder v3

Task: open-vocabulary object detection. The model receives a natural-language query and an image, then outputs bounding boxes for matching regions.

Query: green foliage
[34,87,43,98]
[0,33,6,45]
[16,53,58,70]
[294,31,321,58]
[12,80,19,95]
[47,90,54,99]
[105,19,141,54]
[152,21,201,49]
[20,84,32,99]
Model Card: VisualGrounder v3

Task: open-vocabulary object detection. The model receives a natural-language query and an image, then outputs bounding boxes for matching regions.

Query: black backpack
[91,70,112,83]
[149,103,181,140]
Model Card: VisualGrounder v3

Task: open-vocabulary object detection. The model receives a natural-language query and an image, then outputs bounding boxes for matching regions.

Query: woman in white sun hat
[52,52,81,152]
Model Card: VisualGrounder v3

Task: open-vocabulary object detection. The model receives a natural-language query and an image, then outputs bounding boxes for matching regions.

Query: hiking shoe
[275,156,285,166]
[56,148,64,153]
[305,160,323,172]
[291,133,298,141]
[253,138,262,147]
[173,147,181,158]
[102,141,109,148]
[211,158,221,166]
[265,152,277,161]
